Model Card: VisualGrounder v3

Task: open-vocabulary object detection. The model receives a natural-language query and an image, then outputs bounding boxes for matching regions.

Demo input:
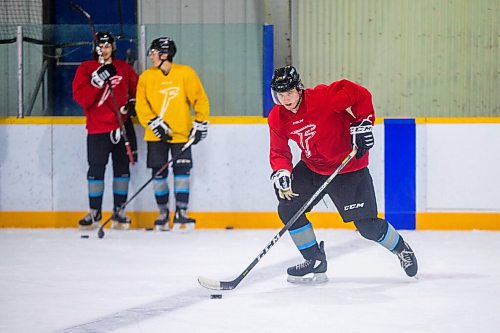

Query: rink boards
[0,116,498,230]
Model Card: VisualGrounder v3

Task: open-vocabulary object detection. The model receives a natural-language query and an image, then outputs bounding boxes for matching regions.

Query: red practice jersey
[73,59,138,134]
[268,79,375,175]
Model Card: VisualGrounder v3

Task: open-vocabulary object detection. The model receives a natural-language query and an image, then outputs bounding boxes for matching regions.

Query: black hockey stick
[71,1,134,163]
[97,137,195,239]
[198,148,357,290]
[116,0,125,39]
[107,82,135,165]
[69,1,96,38]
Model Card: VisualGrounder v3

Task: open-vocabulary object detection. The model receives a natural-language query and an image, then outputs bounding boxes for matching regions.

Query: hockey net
[0,0,43,43]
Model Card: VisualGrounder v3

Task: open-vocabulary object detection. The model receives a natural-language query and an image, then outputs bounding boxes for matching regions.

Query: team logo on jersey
[97,76,122,107]
[291,124,316,158]
[159,87,180,117]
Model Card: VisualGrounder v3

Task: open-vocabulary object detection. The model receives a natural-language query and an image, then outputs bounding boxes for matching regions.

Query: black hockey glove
[271,169,298,200]
[189,120,209,144]
[148,116,172,142]
[350,116,374,159]
[120,98,136,116]
[91,63,117,88]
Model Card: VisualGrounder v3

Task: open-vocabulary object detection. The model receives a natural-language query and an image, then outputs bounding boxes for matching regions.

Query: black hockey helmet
[148,37,177,61]
[93,31,116,58]
[271,66,303,93]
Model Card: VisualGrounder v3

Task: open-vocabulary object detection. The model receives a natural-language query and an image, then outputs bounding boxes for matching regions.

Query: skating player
[268,66,418,283]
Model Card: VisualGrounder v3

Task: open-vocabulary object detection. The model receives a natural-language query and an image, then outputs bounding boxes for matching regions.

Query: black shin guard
[355,217,406,254]
[354,217,389,242]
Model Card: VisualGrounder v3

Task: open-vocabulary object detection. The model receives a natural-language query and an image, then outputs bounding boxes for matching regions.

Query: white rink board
[0,122,498,213]
[424,124,500,211]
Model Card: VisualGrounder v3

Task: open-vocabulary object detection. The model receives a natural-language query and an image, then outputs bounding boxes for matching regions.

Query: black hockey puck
[225,226,234,230]
[210,294,222,299]
[145,228,154,231]
[80,235,89,239]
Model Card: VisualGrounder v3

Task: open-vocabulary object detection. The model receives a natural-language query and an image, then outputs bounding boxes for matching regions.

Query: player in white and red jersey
[268,66,417,283]
[73,32,138,230]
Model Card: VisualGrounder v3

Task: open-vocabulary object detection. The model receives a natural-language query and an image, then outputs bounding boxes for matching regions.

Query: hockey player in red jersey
[268,66,418,283]
[73,32,138,230]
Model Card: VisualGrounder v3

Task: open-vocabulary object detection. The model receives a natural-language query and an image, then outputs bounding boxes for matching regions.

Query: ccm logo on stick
[344,203,364,211]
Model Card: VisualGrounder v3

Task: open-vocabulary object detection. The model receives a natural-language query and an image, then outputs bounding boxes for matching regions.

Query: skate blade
[287,272,328,284]
[154,225,170,232]
[172,223,195,233]
[112,222,130,230]
[79,223,99,231]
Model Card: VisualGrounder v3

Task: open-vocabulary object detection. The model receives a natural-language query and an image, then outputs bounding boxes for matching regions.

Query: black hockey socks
[355,218,400,251]
[112,175,129,208]
[153,176,169,205]
[377,222,400,252]
[286,223,327,284]
[174,174,190,209]
[289,222,318,258]
[88,179,104,210]
[374,221,418,277]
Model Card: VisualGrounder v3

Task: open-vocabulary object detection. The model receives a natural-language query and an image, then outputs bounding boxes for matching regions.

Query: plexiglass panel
[0,23,263,116]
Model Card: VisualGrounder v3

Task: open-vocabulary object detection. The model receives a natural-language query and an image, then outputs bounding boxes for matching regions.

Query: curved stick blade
[197,276,222,290]
[198,276,237,290]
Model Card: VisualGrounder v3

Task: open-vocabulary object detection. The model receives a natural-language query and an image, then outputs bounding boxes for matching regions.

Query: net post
[138,25,146,73]
[17,25,24,118]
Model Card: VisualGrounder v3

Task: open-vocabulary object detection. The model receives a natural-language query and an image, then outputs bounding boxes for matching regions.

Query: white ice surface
[1,229,499,333]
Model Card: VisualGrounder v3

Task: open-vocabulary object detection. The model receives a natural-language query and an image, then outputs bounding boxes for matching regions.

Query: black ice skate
[154,210,170,231]
[393,241,418,277]
[173,209,196,232]
[111,207,131,230]
[79,209,101,230]
[287,241,328,284]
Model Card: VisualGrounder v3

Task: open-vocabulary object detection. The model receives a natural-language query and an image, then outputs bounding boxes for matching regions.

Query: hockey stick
[198,148,357,290]
[97,137,196,239]
[69,1,96,37]
[116,0,125,39]
[107,82,135,165]
[71,1,135,164]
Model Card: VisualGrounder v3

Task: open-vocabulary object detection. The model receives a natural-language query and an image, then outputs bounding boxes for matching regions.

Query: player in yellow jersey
[136,37,210,232]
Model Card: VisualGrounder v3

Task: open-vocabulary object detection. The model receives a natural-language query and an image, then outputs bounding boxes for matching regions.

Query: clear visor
[97,42,112,49]
[271,89,281,105]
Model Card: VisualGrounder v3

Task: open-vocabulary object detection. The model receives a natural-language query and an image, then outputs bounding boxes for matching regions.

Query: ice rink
[1,228,499,333]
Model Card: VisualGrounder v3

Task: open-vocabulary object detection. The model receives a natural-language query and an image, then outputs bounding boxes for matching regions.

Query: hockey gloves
[148,116,172,142]
[189,120,209,144]
[91,63,117,88]
[350,116,374,159]
[271,169,298,200]
[120,98,136,116]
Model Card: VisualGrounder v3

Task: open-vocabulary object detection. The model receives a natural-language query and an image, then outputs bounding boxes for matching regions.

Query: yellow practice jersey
[136,63,210,143]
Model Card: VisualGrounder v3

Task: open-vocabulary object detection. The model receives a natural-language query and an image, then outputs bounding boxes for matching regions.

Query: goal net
[0,0,43,42]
